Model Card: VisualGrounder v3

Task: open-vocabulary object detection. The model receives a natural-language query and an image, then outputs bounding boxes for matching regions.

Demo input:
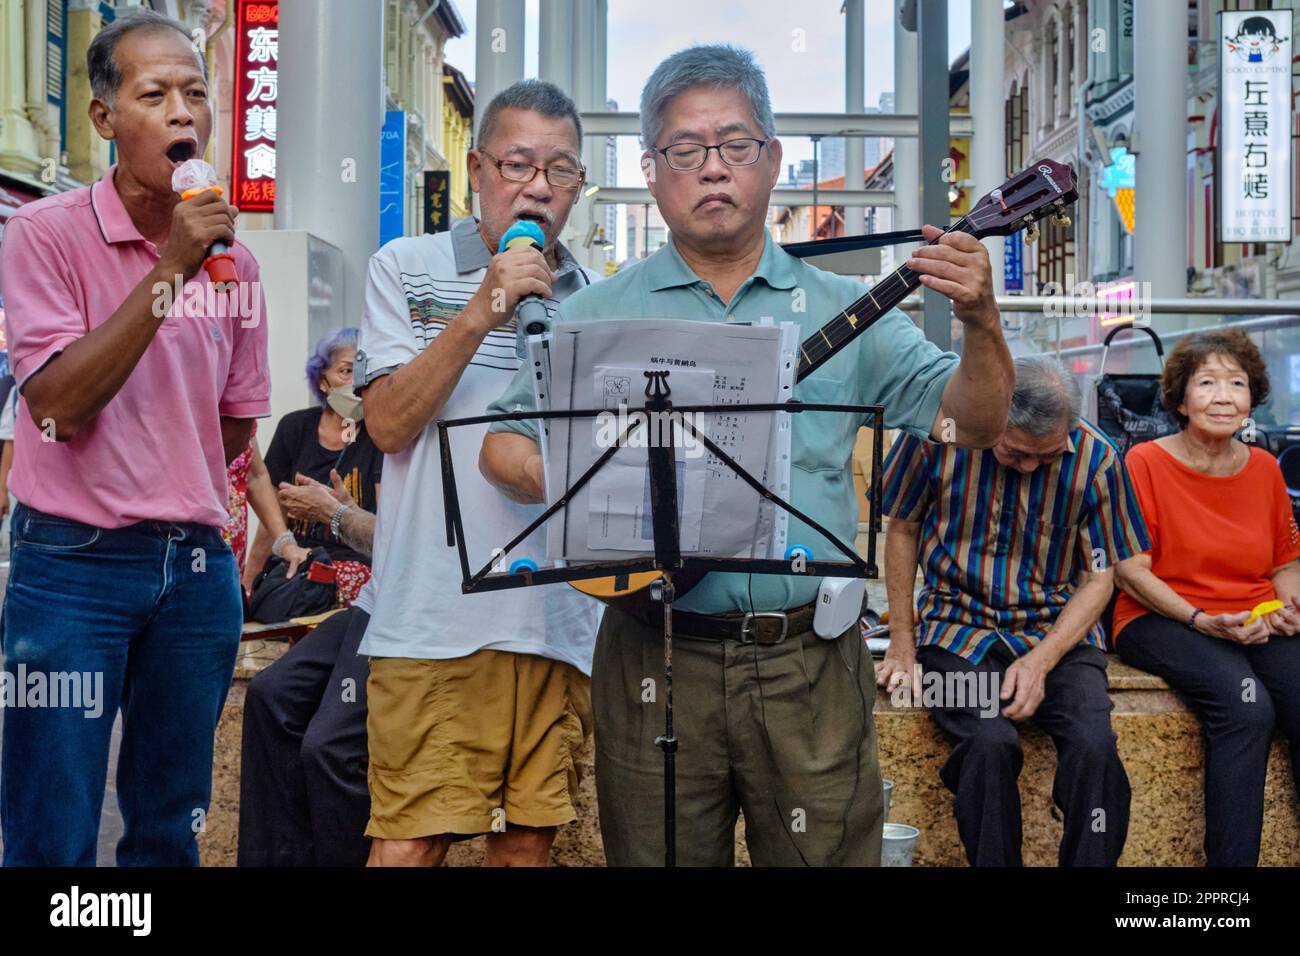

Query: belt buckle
[740,611,789,645]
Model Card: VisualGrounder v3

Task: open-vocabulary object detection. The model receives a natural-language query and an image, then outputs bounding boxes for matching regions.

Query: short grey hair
[1008,355,1082,436]
[87,10,206,108]
[476,80,583,151]
[639,44,777,149]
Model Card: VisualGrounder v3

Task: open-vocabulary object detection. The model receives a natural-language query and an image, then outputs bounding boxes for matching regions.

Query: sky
[442,0,973,183]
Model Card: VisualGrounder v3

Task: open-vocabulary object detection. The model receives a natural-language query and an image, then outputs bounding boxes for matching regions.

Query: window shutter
[47,0,68,152]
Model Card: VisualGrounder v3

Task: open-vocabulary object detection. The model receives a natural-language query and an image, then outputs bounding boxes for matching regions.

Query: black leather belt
[632,602,817,644]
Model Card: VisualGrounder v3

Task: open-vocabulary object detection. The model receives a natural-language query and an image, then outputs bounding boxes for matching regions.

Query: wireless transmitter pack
[813,577,867,639]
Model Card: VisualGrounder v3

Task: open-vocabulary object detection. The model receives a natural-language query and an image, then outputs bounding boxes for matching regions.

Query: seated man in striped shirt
[875,355,1150,867]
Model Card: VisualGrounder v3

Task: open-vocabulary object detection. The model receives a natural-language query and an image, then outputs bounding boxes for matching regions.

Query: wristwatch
[330,503,353,539]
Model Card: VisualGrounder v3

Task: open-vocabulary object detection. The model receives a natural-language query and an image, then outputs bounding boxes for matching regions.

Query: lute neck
[796,215,978,383]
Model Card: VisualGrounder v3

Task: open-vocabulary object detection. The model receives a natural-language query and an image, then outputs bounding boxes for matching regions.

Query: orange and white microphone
[171,158,238,287]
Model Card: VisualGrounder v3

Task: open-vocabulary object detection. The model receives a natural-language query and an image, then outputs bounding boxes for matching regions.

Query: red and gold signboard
[231,0,279,212]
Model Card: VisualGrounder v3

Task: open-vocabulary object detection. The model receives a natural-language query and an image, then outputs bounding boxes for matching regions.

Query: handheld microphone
[171,158,239,288]
[498,220,550,357]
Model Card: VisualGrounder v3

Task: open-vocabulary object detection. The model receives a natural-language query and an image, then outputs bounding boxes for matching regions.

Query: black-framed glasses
[654,137,770,171]
[477,147,585,189]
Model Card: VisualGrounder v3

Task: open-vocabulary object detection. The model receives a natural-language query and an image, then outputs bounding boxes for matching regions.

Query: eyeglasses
[654,137,770,171]
[477,148,585,189]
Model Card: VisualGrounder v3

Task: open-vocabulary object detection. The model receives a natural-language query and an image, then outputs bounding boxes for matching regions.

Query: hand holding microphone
[168,158,239,288]
[498,220,552,339]
[469,219,553,349]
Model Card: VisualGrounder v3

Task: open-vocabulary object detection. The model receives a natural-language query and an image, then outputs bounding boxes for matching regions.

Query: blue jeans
[1,502,241,866]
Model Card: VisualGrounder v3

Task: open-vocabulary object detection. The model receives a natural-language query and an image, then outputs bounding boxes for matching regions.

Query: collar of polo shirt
[643,234,798,295]
[449,215,583,280]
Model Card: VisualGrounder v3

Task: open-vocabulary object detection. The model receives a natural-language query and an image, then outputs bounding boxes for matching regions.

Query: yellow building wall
[0,0,46,180]
[441,95,471,220]
[65,5,112,186]
[1,1,136,191]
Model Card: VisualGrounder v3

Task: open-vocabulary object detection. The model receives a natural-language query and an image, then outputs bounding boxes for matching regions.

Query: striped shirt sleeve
[1077,446,1152,571]
[1269,460,1300,568]
[877,431,934,521]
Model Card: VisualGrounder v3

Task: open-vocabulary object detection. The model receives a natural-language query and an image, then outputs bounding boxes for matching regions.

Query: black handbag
[1095,324,1179,456]
[246,546,338,623]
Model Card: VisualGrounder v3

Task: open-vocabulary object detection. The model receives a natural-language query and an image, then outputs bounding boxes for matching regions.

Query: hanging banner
[379,111,406,248]
[231,0,279,213]
[1218,10,1292,243]
[1117,0,1134,75]
[1003,232,1024,292]
[424,170,450,234]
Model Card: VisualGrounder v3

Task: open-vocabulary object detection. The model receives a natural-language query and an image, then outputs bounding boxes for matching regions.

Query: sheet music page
[542,319,785,562]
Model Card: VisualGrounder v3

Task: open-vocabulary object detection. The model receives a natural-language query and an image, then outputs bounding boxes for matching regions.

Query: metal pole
[473,0,526,143]
[812,135,820,239]
[655,577,677,868]
[580,110,973,138]
[917,0,950,350]
[275,0,383,328]
[1133,0,1187,299]
[595,0,610,265]
[538,0,575,92]
[595,0,608,110]
[970,0,1005,294]
[894,295,1300,316]
[844,0,866,239]
[892,0,920,241]
[571,0,599,267]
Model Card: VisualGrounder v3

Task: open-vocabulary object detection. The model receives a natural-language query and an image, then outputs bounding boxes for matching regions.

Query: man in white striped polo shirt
[355,81,600,866]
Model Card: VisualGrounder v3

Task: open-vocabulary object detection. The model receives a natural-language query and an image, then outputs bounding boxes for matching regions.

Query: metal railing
[893,295,1300,360]
[893,296,1300,316]
[578,111,975,138]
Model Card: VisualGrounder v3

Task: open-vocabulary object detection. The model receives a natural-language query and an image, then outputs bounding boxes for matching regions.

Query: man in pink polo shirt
[0,10,268,866]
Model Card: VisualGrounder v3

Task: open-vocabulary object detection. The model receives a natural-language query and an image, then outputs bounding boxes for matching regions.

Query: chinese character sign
[424,171,450,234]
[1003,233,1023,292]
[1219,10,1292,243]
[232,0,279,213]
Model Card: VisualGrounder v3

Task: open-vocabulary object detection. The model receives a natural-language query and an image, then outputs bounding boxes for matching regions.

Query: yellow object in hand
[180,184,223,200]
[1245,600,1284,624]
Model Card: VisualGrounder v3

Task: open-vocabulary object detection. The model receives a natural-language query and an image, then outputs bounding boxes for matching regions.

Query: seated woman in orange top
[1115,328,1300,867]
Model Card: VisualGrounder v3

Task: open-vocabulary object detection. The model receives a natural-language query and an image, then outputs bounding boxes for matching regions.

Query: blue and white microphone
[498,220,550,358]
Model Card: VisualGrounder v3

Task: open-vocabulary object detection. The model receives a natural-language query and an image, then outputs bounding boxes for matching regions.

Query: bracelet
[271,530,296,558]
[330,503,353,540]
[1187,608,1204,629]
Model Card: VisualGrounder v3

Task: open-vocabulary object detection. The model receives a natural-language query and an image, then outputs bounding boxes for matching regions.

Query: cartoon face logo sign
[1226,15,1285,63]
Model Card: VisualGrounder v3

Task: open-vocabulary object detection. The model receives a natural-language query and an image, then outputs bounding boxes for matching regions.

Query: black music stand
[437,370,885,866]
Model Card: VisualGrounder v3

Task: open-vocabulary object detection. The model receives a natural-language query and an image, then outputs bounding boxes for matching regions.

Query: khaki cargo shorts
[365,648,592,839]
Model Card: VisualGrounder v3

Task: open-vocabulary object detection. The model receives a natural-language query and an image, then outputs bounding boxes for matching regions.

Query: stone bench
[876,659,1300,866]
[200,642,1300,866]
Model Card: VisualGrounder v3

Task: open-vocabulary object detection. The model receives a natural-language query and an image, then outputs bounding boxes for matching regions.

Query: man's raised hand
[907,224,998,334]
[466,244,554,334]
[159,189,237,283]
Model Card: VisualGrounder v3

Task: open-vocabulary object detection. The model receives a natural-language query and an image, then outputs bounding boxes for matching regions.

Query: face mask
[325,385,363,422]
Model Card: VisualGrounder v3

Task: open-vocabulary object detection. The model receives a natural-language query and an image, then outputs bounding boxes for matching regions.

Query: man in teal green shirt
[481,44,1012,866]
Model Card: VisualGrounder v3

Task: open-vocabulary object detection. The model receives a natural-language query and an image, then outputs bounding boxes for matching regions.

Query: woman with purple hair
[246,327,383,606]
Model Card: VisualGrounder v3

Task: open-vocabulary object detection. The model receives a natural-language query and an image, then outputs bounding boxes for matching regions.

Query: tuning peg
[1023,221,1040,245]
[1053,211,1072,228]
